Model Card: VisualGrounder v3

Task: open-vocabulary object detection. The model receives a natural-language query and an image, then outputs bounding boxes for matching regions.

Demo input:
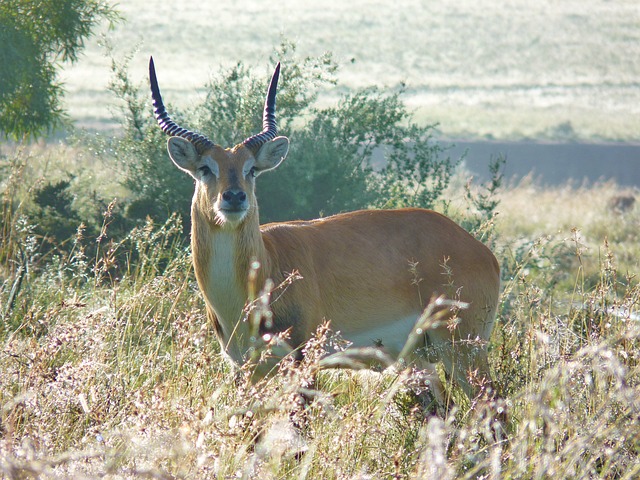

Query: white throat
[204,230,250,362]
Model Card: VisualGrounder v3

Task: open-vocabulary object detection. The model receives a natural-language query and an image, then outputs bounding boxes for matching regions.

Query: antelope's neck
[191,211,269,363]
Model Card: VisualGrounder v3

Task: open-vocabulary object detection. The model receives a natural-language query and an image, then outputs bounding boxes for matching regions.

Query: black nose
[222,189,247,208]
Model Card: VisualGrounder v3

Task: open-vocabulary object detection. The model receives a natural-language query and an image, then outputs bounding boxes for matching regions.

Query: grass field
[60,0,640,142]
[1,143,639,478]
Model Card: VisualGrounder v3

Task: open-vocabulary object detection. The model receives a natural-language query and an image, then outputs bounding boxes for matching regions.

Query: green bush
[107,42,458,228]
[30,178,82,246]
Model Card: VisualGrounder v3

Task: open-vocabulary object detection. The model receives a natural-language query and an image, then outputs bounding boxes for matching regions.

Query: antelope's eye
[248,167,257,178]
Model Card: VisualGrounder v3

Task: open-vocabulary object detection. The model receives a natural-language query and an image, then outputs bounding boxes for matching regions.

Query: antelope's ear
[167,137,199,174]
[253,136,289,175]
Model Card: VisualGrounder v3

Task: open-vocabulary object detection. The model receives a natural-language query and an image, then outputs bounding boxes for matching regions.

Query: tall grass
[1,148,639,478]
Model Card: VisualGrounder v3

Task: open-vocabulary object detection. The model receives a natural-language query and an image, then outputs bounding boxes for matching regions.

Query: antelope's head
[149,57,289,228]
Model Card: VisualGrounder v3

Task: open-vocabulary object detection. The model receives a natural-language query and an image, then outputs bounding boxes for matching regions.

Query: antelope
[149,57,501,401]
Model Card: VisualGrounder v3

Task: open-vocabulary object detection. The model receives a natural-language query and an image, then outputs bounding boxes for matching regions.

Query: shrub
[29,178,82,246]
[106,42,458,228]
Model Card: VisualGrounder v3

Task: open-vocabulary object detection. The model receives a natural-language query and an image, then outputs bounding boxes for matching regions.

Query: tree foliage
[0,0,119,139]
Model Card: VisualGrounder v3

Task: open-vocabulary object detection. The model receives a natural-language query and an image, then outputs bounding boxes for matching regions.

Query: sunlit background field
[2,0,640,478]
[62,0,640,142]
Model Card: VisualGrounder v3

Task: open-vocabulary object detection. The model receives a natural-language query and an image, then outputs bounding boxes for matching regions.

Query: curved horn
[243,62,281,152]
[149,56,216,153]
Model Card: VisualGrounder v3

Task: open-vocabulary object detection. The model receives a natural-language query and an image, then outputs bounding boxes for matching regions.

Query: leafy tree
[0,0,119,139]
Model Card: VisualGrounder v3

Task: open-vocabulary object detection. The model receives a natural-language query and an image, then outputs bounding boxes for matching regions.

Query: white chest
[203,232,250,360]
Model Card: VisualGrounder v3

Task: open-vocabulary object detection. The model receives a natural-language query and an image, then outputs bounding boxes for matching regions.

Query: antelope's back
[260,208,500,351]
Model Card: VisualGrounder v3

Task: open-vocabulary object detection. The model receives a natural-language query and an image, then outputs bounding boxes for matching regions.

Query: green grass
[1,145,639,478]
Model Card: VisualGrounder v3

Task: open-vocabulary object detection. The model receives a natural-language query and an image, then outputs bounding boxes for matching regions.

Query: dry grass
[494,179,640,282]
[1,147,639,478]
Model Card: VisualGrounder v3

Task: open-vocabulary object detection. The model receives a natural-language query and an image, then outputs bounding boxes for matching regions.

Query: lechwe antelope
[149,57,501,401]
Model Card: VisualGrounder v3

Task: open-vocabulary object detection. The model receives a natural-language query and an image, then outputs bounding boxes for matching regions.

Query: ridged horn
[149,56,216,153]
[243,62,281,152]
